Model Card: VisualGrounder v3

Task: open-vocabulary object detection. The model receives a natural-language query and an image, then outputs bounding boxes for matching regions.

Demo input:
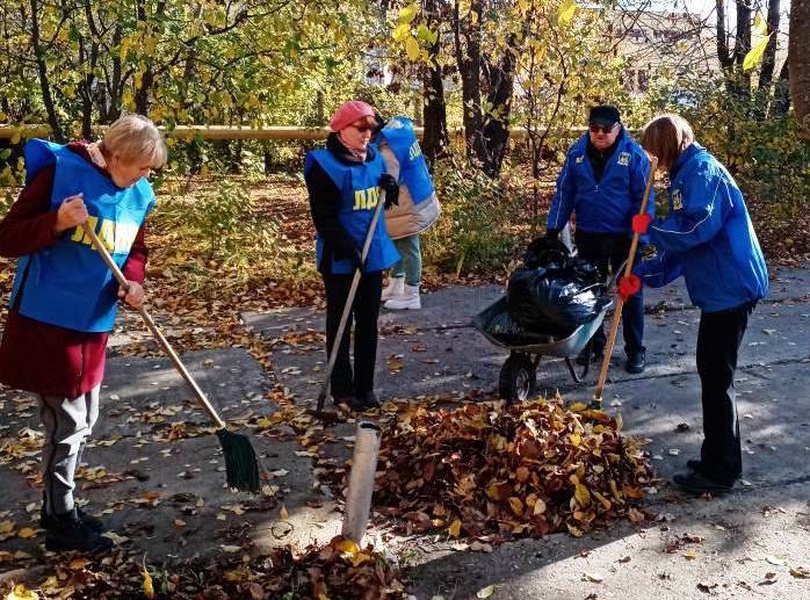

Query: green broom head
[216,428,260,493]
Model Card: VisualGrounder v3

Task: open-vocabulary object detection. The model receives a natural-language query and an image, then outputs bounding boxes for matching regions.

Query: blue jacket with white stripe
[638,143,768,312]
[546,128,654,239]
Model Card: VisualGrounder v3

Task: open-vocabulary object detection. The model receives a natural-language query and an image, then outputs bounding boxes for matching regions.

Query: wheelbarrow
[473,294,613,402]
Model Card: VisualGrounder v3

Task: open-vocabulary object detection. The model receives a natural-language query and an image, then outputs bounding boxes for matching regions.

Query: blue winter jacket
[635,143,768,312]
[547,128,654,239]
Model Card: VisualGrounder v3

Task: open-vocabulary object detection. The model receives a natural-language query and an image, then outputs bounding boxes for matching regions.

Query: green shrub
[423,159,520,276]
[182,178,260,258]
[698,115,810,218]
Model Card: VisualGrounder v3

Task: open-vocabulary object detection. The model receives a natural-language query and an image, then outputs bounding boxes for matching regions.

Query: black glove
[380,173,399,209]
[545,228,560,240]
[351,248,365,272]
[372,114,386,136]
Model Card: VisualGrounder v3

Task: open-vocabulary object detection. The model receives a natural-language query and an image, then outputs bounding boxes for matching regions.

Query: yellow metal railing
[0,124,578,142]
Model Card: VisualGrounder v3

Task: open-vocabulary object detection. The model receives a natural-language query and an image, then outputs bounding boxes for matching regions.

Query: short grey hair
[101,114,168,168]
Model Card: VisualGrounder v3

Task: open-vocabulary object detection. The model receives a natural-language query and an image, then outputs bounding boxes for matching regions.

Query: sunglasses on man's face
[589,123,617,135]
[349,123,375,133]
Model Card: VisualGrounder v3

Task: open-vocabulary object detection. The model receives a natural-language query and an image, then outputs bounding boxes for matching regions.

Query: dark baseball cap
[589,105,621,127]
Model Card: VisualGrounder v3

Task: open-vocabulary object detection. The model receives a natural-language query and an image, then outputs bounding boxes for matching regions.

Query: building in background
[607,10,719,97]
[607,11,720,96]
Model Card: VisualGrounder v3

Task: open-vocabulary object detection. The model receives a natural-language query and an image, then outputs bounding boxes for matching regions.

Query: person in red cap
[304,101,400,412]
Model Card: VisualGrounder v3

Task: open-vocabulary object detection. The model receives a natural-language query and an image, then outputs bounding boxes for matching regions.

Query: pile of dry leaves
[368,399,653,541]
[0,537,407,600]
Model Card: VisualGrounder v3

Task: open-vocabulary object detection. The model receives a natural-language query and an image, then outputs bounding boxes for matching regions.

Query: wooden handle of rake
[81,223,227,430]
[594,156,658,403]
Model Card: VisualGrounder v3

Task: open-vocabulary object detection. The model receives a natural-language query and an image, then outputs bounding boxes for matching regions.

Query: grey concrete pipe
[341,421,381,544]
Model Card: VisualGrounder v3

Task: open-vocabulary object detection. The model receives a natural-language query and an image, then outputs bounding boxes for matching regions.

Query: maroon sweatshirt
[0,143,148,398]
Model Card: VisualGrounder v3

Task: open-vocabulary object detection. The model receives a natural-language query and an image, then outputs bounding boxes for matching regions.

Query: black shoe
[686,460,740,482]
[44,509,113,553]
[686,459,704,473]
[673,471,734,495]
[41,494,105,533]
[625,350,646,374]
[41,506,105,534]
[356,392,380,410]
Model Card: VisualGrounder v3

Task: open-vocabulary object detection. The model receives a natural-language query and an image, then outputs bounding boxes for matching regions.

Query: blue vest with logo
[9,140,156,332]
[376,117,435,204]
[306,148,399,274]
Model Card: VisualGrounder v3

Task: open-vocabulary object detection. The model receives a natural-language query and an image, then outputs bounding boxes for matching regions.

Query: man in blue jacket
[546,105,654,373]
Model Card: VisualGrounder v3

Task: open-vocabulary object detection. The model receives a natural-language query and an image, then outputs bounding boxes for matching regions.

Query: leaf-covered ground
[0,536,407,600]
[0,175,806,599]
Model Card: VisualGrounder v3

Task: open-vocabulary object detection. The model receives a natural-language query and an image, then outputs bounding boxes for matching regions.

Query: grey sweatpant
[38,385,100,516]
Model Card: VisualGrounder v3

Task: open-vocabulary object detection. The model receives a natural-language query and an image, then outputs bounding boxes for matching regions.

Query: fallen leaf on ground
[476,584,496,598]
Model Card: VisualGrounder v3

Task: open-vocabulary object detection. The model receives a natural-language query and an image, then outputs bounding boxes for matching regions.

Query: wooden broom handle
[594,156,658,402]
[80,223,227,429]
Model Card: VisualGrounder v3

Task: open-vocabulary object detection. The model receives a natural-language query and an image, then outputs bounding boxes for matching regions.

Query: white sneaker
[381,276,405,301]
[385,284,421,310]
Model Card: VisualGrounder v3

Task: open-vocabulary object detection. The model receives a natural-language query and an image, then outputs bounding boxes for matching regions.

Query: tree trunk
[101,25,124,123]
[772,59,791,115]
[454,0,486,163]
[30,0,65,142]
[134,67,155,116]
[758,0,781,92]
[733,0,753,107]
[134,0,164,116]
[715,0,733,70]
[716,0,753,107]
[420,0,449,165]
[481,48,516,177]
[752,0,781,119]
[790,0,810,136]
[421,62,449,166]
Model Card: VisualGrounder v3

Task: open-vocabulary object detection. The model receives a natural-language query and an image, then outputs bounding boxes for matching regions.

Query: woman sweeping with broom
[0,115,166,553]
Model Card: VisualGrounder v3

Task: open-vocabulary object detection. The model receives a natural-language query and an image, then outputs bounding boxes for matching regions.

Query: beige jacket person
[376,121,441,240]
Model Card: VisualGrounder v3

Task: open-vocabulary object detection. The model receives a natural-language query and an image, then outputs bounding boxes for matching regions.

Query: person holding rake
[634,113,768,495]
[305,100,400,413]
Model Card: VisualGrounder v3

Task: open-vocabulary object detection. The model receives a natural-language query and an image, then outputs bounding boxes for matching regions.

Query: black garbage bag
[483,309,558,345]
[523,236,571,270]
[507,239,608,333]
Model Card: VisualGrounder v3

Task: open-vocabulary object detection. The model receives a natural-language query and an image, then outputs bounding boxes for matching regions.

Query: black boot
[44,509,112,553]
[355,392,380,410]
[625,350,646,374]
[333,394,366,412]
[40,494,105,533]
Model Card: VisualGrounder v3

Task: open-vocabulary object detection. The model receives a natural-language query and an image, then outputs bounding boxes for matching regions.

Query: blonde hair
[100,114,167,168]
[640,113,695,170]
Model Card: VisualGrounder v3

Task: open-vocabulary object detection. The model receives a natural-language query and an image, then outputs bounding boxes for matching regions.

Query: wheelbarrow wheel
[498,353,537,403]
